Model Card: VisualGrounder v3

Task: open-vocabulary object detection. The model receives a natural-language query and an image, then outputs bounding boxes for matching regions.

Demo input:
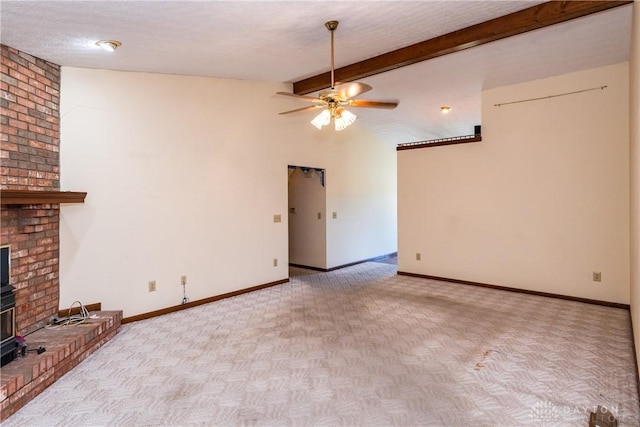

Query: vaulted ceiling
[0,1,633,145]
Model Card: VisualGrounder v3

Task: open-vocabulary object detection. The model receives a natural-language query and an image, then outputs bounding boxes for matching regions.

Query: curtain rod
[494,85,607,107]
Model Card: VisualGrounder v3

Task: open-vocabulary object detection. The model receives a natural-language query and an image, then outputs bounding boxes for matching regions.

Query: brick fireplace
[1,44,62,336]
[1,45,122,421]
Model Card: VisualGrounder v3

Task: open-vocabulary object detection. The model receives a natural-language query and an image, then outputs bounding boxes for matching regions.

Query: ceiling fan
[277,20,398,131]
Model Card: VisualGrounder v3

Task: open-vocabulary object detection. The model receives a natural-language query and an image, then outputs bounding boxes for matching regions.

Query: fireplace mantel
[1,190,86,205]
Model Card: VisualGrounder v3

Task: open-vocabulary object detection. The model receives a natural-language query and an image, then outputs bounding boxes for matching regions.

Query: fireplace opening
[1,245,16,366]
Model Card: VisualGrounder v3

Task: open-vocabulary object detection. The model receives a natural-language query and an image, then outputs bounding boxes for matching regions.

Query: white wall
[324,127,398,268]
[629,1,639,374]
[59,68,397,317]
[398,63,630,304]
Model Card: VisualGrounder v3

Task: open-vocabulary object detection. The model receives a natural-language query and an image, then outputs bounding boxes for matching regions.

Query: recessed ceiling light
[95,40,122,52]
[440,106,452,113]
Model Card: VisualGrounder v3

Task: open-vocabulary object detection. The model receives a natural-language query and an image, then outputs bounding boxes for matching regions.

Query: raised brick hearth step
[0,310,122,421]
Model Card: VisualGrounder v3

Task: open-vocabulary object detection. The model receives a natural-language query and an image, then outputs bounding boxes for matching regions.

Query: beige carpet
[3,262,638,426]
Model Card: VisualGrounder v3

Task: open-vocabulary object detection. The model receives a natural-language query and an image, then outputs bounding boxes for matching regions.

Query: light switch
[273,214,281,223]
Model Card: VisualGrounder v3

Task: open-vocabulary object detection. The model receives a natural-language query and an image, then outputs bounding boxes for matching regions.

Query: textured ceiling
[0,1,633,145]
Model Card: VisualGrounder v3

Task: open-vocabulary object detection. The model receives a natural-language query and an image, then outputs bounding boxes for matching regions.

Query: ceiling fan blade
[348,99,398,109]
[334,82,373,100]
[279,105,324,115]
[276,92,320,102]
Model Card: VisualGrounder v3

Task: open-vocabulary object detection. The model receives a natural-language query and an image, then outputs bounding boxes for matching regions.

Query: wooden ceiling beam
[293,0,632,95]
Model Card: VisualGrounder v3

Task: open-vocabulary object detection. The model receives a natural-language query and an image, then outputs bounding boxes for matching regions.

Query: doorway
[287,165,327,270]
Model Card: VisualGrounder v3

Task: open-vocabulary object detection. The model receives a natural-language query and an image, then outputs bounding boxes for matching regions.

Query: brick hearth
[0,310,122,421]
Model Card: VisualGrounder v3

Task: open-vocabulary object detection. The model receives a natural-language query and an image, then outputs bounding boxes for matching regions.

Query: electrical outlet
[181,275,187,286]
[148,280,156,292]
[317,212,322,220]
[332,211,337,219]
[416,253,421,261]
[593,271,602,282]
[273,258,278,267]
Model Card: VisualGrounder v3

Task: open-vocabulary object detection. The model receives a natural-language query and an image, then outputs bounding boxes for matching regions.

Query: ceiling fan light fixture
[334,108,356,131]
[95,40,122,52]
[311,109,331,129]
